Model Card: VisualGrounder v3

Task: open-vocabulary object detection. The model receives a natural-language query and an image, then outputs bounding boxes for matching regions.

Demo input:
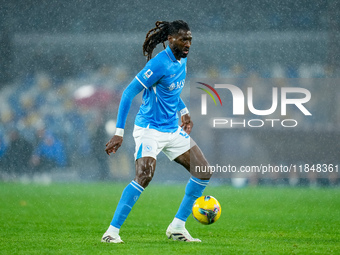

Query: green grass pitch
[0,182,339,254]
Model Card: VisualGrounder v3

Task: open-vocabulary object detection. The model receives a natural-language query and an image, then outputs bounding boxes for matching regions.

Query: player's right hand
[105,135,123,155]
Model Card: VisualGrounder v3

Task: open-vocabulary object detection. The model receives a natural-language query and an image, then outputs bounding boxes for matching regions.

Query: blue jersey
[134,46,187,132]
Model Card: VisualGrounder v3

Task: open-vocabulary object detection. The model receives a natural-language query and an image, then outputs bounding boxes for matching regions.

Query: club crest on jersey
[144,145,152,152]
[143,69,153,79]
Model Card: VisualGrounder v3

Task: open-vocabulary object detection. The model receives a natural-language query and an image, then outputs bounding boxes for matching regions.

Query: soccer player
[102,20,211,243]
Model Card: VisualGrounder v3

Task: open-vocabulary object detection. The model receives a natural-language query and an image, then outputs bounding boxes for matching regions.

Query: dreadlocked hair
[143,20,190,61]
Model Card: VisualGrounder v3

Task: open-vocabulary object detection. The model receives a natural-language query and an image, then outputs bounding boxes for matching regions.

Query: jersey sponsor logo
[169,83,176,91]
[168,79,185,91]
[143,69,153,79]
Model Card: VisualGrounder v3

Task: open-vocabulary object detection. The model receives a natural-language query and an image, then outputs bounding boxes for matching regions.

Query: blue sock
[175,177,209,222]
[110,180,144,229]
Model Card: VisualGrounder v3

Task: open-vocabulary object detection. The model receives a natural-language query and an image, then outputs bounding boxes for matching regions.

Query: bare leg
[134,157,156,188]
[174,145,212,180]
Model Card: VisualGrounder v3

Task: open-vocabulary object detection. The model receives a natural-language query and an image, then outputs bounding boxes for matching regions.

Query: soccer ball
[192,195,221,225]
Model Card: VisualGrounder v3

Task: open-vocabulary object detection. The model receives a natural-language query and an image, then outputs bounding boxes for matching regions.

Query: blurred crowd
[0,63,130,181]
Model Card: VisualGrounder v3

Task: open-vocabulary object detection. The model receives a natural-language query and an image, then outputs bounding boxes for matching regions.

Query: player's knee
[135,170,154,188]
[135,158,156,188]
[137,175,153,188]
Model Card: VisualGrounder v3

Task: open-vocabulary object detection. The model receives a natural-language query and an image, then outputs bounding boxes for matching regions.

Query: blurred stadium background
[0,0,339,185]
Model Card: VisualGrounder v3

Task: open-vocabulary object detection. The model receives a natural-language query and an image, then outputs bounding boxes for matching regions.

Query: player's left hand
[181,114,193,134]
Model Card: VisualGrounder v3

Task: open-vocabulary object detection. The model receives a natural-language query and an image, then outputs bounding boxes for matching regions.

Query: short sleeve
[135,58,164,89]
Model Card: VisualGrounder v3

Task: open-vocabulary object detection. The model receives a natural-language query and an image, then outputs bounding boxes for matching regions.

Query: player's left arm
[178,97,193,134]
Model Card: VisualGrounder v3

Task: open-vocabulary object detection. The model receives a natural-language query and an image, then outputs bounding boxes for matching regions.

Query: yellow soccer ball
[192,195,221,225]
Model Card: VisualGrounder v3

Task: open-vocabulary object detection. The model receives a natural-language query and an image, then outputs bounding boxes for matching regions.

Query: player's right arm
[105,58,163,155]
[105,79,144,155]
